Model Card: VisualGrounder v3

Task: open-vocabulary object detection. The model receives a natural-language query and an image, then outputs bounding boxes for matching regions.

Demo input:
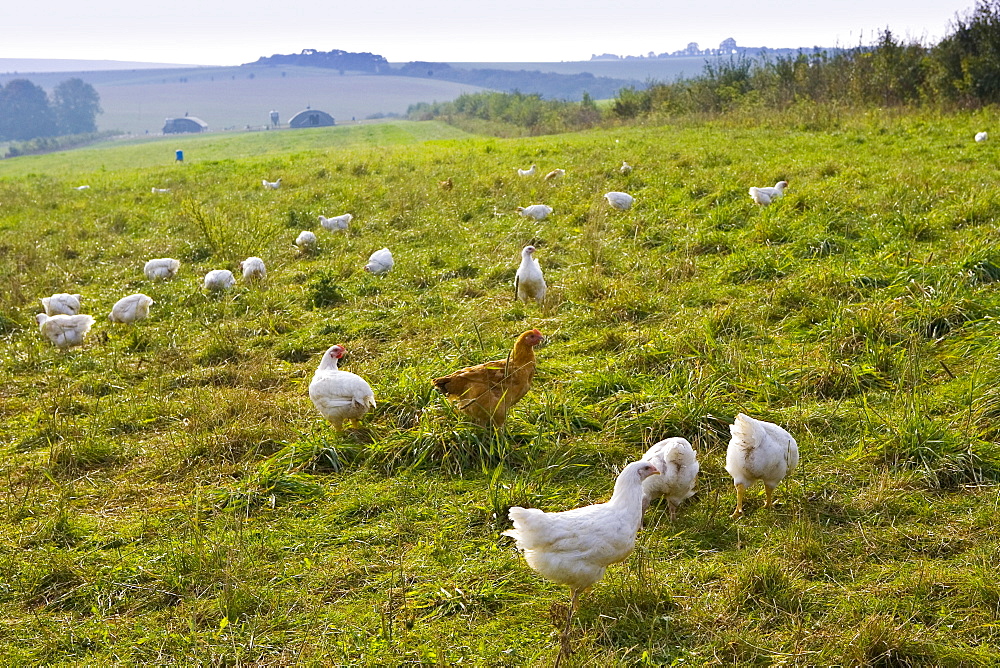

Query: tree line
[250,49,389,73]
[0,78,102,142]
[408,91,602,137]
[411,1,1000,134]
[610,0,1000,118]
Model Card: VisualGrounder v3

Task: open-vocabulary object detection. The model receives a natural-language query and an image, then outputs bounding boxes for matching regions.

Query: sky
[5,0,978,65]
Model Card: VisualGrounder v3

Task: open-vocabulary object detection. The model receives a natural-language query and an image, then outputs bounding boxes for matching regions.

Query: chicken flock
[37,161,805,660]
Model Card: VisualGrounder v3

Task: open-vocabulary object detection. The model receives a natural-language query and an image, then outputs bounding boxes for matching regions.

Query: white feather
[239,257,266,281]
[41,293,82,316]
[503,461,660,594]
[109,293,153,323]
[144,258,180,280]
[364,248,394,275]
[309,345,377,430]
[749,181,788,206]
[640,437,699,519]
[514,245,546,304]
[516,204,552,221]
[203,269,236,291]
[36,313,94,349]
[604,191,634,210]
[319,214,352,231]
[295,230,318,250]
[726,413,799,492]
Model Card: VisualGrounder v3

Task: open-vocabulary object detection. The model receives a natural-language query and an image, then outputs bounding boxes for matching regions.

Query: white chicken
[516,204,553,221]
[748,181,788,206]
[604,191,634,210]
[976,131,989,142]
[517,164,537,177]
[620,161,633,175]
[41,293,82,316]
[74,185,90,191]
[544,168,565,181]
[309,344,377,431]
[151,187,171,194]
[108,293,153,324]
[262,178,282,190]
[203,269,236,291]
[514,245,546,305]
[36,313,94,349]
[725,413,799,517]
[504,460,660,644]
[239,256,266,281]
[319,213,352,231]
[295,230,318,251]
[640,437,699,520]
[144,258,181,281]
[364,248,394,275]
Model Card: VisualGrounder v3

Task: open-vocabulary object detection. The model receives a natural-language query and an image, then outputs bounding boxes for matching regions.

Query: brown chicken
[432,329,544,427]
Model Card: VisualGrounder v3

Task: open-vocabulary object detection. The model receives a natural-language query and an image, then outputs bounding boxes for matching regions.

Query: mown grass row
[1,109,1000,664]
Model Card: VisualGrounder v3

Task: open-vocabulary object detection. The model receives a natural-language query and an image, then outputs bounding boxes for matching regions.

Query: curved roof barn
[163,116,208,134]
[289,109,335,128]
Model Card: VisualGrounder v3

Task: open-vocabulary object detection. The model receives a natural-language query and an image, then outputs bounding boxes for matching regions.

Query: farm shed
[289,109,335,128]
[162,116,208,134]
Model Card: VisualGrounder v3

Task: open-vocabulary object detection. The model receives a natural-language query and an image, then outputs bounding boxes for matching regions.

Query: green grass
[2,108,1000,665]
[0,120,474,177]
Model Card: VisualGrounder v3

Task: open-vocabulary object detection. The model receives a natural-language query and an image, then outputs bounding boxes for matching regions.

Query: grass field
[0,65,487,135]
[0,121,475,178]
[2,107,1000,665]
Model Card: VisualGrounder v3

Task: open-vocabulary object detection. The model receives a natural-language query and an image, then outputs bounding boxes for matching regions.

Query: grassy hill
[0,65,487,135]
[2,111,1000,664]
[0,121,474,177]
[0,58,728,137]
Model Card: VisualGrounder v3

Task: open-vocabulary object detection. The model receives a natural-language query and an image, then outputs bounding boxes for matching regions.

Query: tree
[0,79,57,141]
[51,78,102,134]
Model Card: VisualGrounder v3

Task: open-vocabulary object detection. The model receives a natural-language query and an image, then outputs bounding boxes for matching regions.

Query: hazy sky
[6,0,976,65]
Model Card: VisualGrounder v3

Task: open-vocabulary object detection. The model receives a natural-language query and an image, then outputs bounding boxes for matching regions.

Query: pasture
[0,65,487,135]
[2,109,1000,665]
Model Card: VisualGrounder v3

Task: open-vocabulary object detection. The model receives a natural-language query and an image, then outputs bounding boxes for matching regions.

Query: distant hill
[391,62,636,100]
[251,50,390,73]
[0,65,487,135]
[245,49,638,101]
[0,47,836,137]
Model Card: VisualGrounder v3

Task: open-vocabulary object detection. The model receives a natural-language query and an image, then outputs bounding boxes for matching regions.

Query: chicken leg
[555,588,580,668]
[730,482,746,518]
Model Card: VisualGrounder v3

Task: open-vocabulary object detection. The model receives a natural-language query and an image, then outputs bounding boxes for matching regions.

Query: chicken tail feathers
[730,413,761,449]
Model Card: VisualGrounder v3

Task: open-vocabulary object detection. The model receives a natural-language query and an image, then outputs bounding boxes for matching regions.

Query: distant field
[0,58,727,137]
[96,74,486,134]
[447,57,732,83]
[0,120,473,177]
[0,58,730,137]
[0,65,487,135]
